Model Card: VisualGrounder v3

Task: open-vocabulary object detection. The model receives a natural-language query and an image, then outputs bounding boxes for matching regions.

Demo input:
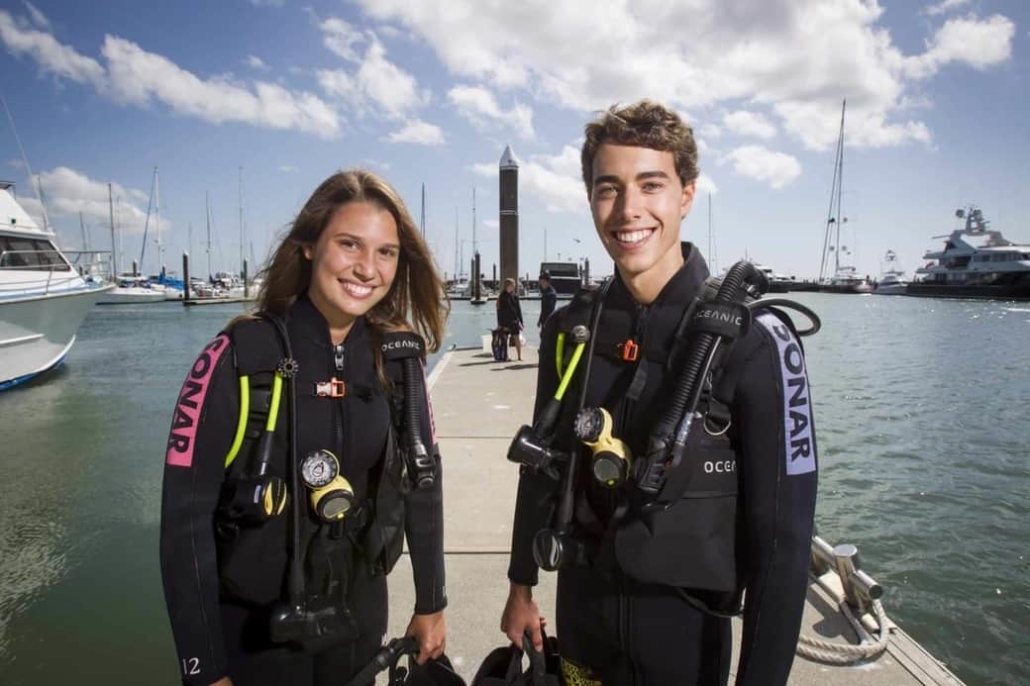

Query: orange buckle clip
[315,378,346,398]
[617,339,640,362]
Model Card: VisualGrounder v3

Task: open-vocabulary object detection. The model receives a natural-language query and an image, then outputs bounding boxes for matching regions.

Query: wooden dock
[383,345,964,684]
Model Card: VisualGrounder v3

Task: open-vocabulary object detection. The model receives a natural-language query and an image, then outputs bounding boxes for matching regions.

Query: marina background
[0,295,1026,685]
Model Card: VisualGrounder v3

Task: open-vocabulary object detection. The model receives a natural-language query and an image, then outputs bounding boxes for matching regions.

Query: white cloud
[447,85,535,139]
[356,0,1015,151]
[30,166,151,233]
[102,36,340,137]
[22,1,50,30]
[724,145,801,189]
[317,30,427,120]
[279,165,298,173]
[245,54,267,70]
[320,17,363,62]
[386,119,445,145]
[249,0,285,6]
[924,0,972,16]
[483,219,499,230]
[722,110,777,139]
[0,11,342,138]
[903,14,1015,79]
[696,172,719,195]
[0,9,105,84]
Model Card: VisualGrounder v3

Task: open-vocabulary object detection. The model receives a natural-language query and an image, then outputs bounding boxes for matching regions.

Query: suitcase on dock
[491,329,509,362]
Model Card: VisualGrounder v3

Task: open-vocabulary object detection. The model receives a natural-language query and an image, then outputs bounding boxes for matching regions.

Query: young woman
[160,170,449,686]
[496,277,524,361]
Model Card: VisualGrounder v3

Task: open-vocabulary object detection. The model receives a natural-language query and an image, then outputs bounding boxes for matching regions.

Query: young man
[537,271,557,328]
[500,101,819,685]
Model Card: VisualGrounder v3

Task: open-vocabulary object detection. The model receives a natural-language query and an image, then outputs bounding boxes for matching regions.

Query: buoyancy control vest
[519,261,820,615]
[215,314,433,609]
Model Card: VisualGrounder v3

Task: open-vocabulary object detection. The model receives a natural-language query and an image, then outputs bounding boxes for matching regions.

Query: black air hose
[403,356,433,488]
[649,260,757,447]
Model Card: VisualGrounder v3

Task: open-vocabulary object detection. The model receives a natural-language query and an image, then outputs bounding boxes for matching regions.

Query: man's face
[589,143,695,286]
[538,278,548,289]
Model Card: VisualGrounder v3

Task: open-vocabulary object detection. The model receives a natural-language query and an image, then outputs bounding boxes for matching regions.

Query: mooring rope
[796,598,892,665]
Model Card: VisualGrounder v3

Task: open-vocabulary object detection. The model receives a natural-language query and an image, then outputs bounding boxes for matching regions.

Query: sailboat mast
[139,167,156,272]
[108,182,117,277]
[819,99,846,282]
[155,166,162,273]
[453,206,459,279]
[835,100,846,275]
[206,190,212,279]
[472,186,477,256]
[238,167,244,277]
[421,183,426,236]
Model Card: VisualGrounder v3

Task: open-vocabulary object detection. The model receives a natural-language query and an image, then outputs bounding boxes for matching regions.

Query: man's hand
[406,610,447,665]
[500,583,545,651]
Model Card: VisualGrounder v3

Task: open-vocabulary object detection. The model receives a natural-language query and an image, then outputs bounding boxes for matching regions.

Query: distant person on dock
[496,277,524,361]
[537,271,557,328]
[160,169,449,686]
[500,100,819,685]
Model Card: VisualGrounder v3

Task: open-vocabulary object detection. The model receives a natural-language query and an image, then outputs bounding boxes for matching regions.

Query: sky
[1,0,1027,282]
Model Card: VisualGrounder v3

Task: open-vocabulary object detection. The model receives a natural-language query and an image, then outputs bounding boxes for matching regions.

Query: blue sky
[1,0,1026,281]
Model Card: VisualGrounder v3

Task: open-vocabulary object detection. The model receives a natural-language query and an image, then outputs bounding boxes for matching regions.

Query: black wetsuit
[160,296,446,686]
[508,244,818,685]
[538,285,557,328]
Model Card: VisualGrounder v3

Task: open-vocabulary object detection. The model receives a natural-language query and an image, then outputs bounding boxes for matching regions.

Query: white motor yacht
[909,206,1030,300]
[873,250,909,295]
[0,182,113,390]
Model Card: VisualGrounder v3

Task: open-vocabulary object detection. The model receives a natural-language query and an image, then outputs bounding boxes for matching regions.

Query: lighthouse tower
[499,145,519,287]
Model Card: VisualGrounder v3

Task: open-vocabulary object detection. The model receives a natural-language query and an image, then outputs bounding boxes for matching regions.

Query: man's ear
[681,179,697,218]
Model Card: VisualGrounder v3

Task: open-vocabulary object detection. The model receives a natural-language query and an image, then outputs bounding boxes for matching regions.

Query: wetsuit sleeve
[159,334,237,685]
[507,313,563,586]
[732,315,819,686]
[405,359,447,614]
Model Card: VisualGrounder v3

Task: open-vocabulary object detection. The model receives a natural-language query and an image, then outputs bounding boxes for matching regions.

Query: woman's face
[304,201,400,326]
[506,282,515,293]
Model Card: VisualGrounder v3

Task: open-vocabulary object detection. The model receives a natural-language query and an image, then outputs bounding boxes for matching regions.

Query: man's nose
[618,187,643,222]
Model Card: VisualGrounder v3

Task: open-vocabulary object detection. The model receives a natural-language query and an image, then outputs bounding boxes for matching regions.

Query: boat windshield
[0,237,71,271]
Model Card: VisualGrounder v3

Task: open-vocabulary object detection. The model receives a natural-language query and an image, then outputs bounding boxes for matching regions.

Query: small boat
[1,181,113,389]
[873,250,909,295]
[97,273,167,304]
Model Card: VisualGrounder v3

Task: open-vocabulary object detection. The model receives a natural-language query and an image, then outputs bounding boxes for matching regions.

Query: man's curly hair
[581,100,699,195]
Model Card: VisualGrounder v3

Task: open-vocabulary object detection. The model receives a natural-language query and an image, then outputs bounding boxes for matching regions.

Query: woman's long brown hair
[255,169,448,356]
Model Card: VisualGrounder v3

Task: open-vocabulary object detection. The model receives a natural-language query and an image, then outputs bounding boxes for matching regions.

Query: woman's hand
[500,584,546,651]
[406,610,447,665]
[209,678,233,686]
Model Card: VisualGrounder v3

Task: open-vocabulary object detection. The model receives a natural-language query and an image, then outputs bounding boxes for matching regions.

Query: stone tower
[499,145,519,286]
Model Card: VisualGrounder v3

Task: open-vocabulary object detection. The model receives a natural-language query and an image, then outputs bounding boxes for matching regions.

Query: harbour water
[0,294,1026,685]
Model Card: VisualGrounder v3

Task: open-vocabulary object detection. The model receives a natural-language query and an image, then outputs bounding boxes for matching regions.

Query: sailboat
[818,100,872,295]
[98,175,166,304]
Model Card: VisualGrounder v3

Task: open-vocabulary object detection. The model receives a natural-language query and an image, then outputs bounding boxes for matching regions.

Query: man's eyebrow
[592,170,672,186]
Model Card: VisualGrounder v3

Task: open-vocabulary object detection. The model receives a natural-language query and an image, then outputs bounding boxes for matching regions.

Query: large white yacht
[909,206,1030,300]
[0,182,112,390]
